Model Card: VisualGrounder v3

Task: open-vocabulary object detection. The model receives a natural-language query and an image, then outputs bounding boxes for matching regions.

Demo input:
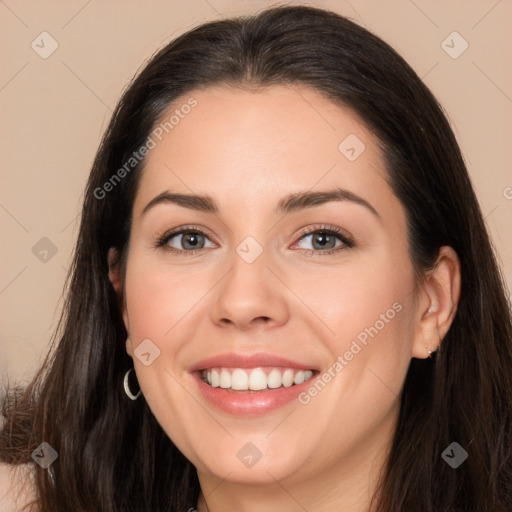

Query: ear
[108,247,129,332]
[108,247,134,358]
[411,246,461,359]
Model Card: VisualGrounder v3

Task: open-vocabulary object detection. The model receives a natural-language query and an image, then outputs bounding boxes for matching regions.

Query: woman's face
[116,84,428,491]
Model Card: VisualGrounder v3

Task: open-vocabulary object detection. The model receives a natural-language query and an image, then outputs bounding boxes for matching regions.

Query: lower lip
[192,372,317,415]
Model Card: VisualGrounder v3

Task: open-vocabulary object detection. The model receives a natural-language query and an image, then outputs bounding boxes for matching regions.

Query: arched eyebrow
[276,188,379,218]
[141,187,379,219]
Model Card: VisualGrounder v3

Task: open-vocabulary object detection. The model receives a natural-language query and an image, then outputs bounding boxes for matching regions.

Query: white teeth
[219,369,231,388]
[248,368,267,390]
[293,370,305,385]
[282,369,294,387]
[267,369,282,389]
[231,369,248,390]
[211,369,220,387]
[204,367,315,390]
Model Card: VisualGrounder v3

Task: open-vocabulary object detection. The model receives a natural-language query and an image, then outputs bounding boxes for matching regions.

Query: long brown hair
[1,5,511,511]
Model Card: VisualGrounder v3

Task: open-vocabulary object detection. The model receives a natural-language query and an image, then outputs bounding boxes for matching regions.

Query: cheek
[293,247,416,412]
[123,257,208,341]
[292,262,415,454]
[122,257,204,447]
[294,252,414,351]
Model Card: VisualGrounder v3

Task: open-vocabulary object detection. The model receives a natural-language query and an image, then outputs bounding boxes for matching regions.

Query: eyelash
[154,224,355,256]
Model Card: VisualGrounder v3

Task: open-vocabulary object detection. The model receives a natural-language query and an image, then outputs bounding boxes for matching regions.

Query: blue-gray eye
[165,231,215,251]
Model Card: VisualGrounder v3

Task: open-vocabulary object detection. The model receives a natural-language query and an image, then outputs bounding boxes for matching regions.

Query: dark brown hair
[1,5,511,511]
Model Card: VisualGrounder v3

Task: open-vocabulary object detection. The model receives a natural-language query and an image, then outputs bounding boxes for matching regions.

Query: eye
[156,227,215,253]
[154,224,354,256]
[292,225,354,255]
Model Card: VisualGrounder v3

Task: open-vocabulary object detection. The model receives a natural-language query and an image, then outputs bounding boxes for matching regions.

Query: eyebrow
[141,187,379,218]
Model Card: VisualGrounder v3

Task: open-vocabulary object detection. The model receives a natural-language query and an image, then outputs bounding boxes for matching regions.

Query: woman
[1,5,511,511]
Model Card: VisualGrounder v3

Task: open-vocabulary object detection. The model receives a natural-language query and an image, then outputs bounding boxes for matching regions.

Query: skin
[109,84,460,512]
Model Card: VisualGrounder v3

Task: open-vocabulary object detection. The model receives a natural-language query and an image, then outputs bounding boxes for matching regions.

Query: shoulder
[0,463,37,512]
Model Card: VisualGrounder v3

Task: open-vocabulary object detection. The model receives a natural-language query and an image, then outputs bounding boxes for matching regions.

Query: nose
[209,245,290,331]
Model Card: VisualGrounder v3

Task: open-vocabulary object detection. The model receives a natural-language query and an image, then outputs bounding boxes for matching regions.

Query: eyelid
[293,223,353,242]
[290,224,355,254]
[155,224,218,252]
[155,223,354,255]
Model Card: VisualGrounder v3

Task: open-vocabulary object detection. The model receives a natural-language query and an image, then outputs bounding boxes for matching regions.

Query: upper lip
[188,353,319,372]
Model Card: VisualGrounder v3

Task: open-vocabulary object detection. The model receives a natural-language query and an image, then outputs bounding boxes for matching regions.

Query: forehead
[133,84,393,216]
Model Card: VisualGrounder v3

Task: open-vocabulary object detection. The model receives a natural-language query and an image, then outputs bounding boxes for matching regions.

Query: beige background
[1,0,511,385]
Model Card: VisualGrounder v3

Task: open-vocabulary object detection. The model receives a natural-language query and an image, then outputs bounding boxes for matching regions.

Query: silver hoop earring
[425,345,437,358]
[123,368,141,400]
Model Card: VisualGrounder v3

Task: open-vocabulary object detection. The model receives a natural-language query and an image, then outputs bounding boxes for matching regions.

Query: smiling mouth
[200,367,317,392]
